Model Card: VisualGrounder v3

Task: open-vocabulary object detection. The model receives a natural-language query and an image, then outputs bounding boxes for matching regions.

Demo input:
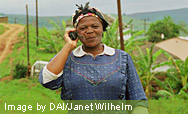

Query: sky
[0,0,188,16]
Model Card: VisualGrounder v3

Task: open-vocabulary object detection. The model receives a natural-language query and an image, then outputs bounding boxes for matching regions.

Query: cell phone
[69,31,78,40]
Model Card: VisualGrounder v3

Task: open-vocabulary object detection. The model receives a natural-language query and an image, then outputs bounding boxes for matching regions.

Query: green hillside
[5,13,147,31]
[110,14,151,31]
[3,7,188,31]
[127,8,188,25]
[5,14,71,29]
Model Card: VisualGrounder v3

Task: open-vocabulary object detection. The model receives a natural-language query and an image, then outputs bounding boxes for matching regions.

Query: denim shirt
[39,49,147,100]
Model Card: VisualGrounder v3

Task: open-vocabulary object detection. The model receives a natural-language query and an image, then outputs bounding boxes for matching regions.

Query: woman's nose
[86,27,94,34]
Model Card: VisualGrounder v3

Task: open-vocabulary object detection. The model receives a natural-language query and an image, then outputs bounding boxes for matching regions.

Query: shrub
[13,63,28,79]
[146,16,180,42]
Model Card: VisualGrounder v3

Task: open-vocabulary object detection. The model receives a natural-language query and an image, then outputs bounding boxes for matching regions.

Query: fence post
[117,0,124,51]
[26,4,31,78]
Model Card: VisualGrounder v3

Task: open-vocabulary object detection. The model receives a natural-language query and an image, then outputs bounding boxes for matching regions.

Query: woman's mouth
[86,37,96,41]
[78,34,96,40]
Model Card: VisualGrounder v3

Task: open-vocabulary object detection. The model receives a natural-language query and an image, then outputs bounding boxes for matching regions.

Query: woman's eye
[93,26,99,28]
[79,27,86,30]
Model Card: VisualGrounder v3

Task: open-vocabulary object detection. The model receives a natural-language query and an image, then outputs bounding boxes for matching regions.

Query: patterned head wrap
[72,2,109,31]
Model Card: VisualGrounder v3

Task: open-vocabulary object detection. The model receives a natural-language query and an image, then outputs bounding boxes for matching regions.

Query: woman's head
[72,2,108,48]
[72,2,109,31]
[76,16,103,48]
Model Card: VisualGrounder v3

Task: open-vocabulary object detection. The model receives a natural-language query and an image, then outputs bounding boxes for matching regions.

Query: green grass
[0,78,68,114]
[0,78,60,100]
[149,99,188,114]
[0,59,11,78]
[0,78,187,114]
[0,24,5,34]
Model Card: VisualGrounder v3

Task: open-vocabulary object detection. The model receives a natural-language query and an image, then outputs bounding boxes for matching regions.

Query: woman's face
[76,16,103,48]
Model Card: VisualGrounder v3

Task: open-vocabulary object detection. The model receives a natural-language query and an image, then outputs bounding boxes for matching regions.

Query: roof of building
[155,37,188,61]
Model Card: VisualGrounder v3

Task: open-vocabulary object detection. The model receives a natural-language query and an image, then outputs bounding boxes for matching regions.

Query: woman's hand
[64,29,79,50]
[47,29,79,75]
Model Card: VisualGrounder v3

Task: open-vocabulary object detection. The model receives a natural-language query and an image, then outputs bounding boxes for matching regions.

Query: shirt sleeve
[41,65,63,84]
[38,54,70,90]
[126,54,147,100]
[39,68,64,90]
[125,54,148,110]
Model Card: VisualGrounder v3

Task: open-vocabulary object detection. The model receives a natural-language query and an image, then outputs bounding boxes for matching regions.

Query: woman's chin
[84,42,101,48]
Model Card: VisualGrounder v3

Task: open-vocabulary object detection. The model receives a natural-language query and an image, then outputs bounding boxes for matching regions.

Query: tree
[146,16,180,42]
[133,44,164,98]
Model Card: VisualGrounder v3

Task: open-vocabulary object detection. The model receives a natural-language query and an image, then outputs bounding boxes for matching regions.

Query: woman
[39,2,148,113]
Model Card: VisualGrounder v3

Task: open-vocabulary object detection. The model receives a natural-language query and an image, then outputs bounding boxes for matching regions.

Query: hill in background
[4,14,71,29]
[127,8,188,25]
[1,7,188,30]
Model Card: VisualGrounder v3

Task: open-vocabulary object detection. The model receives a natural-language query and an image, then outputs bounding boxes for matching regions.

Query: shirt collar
[73,44,115,57]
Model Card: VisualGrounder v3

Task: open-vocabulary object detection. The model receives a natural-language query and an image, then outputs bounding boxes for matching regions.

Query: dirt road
[0,24,25,64]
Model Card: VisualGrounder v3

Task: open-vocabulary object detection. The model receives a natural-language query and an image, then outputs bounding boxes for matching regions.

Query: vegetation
[0,78,67,114]
[13,63,28,79]
[154,52,188,99]
[102,18,147,51]
[146,16,180,42]
[134,44,164,97]
[0,24,5,34]
[102,19,119,49]
[148,98,188,114]
[0,78,187,114]
[0,78,60,100]
[0,26,55,79]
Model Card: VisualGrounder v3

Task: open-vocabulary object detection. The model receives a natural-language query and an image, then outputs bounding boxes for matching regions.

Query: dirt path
[0,24,25,64]
[0,24,25,81]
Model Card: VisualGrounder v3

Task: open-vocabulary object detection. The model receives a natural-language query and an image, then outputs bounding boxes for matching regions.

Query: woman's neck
[82,44,104,57]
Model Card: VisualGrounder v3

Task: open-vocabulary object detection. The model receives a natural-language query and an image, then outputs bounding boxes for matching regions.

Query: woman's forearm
[46,43,74,75]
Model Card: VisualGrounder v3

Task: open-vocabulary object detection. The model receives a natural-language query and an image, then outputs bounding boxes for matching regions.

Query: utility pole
[143,18,149,36]
[14,17,17,24]
[26,4,31,78]
[36,0,39,46]
[144,19,147,32]
[117,0,124,51]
